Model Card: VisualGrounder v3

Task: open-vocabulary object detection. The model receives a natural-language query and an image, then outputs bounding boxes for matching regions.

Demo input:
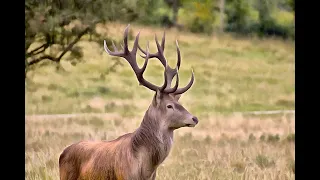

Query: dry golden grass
[25,113,295,180]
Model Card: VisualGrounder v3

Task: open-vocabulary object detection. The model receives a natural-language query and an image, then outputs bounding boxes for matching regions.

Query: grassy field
[25,23,295,180]
[25,114,295,180]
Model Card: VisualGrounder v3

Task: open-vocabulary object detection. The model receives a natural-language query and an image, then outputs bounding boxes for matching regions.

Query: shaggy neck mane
[131,106,173,168]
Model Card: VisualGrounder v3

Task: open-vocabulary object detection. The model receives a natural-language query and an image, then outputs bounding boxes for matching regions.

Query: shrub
[255,154,275,169]
[180,1,217,35]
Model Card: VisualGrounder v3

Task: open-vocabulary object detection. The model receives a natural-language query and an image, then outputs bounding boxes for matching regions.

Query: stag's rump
[59,135,135,180]
[59,141,104,179]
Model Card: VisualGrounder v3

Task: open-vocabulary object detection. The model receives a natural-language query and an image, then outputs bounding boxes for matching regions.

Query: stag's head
[104,25,198,129]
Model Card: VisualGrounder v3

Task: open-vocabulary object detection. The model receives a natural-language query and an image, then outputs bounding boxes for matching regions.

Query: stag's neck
[131,109,174,170]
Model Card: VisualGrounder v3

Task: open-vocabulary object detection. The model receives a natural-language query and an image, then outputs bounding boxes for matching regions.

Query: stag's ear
[153,89,163,106]
[174,94,182,101]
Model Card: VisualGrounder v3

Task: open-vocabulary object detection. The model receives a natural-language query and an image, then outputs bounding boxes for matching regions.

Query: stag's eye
[167,105,173,109]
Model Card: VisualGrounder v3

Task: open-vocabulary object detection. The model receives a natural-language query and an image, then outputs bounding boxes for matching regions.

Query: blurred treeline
[25,0,294,75]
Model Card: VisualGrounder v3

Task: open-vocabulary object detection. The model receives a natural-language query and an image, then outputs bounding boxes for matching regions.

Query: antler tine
[161,39,181,93]
[160,66,169,92]
[122,25,130,54]
[137,31,165,55]
[104,25,163,92]
[140,41,150,75]
[153,34,181,92]
[104,25,195,94]
[154,34,167,66]
[127,28,161,91]
[163,67,179,93]
[104,40,124,57]
[176,40,181,70]
[103,24,132,57]
[161,31,166,52]
[139,35,179,73]
[173,69,195,95]
[137,41,161,91]
[137,33,193,94]
[131,31,141,54]
[138,33,167,67]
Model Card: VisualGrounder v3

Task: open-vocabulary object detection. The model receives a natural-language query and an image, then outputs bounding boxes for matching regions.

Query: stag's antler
[137,31,194,95]
[104,25,194,95]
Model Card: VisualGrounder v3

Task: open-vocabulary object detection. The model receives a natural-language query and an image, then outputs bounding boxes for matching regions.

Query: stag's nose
[192,116,199,124]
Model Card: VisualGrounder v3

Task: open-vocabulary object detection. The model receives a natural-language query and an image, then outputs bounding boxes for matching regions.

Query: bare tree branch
[56,27,90,62]
[28,55,57,66]
[28,27,90,67]
[26,43,50,57]
[26,34,52,57]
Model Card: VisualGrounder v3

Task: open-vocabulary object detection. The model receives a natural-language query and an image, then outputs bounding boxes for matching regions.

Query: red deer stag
[59,25,198,180]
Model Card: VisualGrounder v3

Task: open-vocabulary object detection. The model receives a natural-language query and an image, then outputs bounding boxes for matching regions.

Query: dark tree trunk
[172,0,179,26]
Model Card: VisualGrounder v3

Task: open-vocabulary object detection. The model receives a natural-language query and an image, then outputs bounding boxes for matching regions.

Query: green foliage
[271,10,295,39]
[248,133,256,142]
[25,0,296,75]
[225,0,258,34]
[231,161,246,173]
[180,0,217,35]
[286,133,295,142]
[223,0,294,39]
[288,0,295,12]
[288,158,295,174]
[256,0,294,39]
[135,0,167,25]
[273,10,294,27]
[260,134,266,141]
[267,134,280,143]
[26,0,154,78]
[255,154,275,169]
[25,0,109,76]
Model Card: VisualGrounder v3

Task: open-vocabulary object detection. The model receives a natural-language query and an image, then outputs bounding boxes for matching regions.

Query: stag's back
[59,133,135,180]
